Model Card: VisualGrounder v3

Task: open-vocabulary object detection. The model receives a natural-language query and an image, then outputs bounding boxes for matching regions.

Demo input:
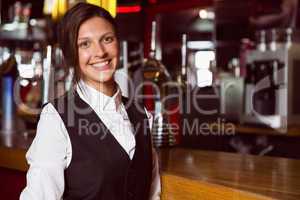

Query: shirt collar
[76,80,122,112]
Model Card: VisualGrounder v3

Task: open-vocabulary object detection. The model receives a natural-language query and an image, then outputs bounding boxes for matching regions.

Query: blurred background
[0,0,300,199]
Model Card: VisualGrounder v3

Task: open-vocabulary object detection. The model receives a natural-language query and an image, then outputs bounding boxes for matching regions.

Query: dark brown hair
[57,2,117,86]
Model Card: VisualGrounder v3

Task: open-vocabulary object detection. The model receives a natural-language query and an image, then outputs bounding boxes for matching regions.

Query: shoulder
[42,90,77,116]
[35,102,69,143]
[51,90,76,107]
[39,103,62,125]
[39,91,74,125]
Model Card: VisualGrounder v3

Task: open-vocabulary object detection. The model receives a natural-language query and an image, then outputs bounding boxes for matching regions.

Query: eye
[78,40,91,49]
[102,35,115,44]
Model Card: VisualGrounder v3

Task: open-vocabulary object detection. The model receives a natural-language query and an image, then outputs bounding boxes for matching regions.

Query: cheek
[78,50,91,66]
[111,44,120,62]
[108,40,119,54]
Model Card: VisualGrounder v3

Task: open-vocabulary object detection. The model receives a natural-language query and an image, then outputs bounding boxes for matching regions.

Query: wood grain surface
[161,173,273,200]
[159,148,300,200]
[1,133,299,199]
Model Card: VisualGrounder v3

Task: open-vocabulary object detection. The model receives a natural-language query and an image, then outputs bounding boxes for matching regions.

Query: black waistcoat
[50,90,153,200]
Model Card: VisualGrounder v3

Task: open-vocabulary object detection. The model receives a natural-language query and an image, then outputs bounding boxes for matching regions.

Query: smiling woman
[19,3,161,200]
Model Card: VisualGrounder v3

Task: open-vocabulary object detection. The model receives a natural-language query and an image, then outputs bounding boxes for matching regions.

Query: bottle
[13,2,22,24]
[22,3,32,24]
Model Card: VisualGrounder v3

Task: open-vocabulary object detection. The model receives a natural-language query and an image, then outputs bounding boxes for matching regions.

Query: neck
[83,80,117,97]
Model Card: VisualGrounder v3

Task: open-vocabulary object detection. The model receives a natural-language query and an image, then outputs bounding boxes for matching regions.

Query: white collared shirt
[20,81,161,200]
[77,81,137,159]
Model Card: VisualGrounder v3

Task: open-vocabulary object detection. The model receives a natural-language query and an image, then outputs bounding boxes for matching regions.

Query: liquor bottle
[13,2,22,24]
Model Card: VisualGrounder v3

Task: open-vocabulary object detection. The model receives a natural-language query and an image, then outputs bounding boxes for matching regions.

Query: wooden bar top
[158,148,300,200]
[208,123,300,137]
[235,124,300,137]
[0,132,33,172]
[1,133,300,199]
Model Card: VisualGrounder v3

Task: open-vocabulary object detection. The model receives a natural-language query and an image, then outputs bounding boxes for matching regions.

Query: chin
[94,74,115,84]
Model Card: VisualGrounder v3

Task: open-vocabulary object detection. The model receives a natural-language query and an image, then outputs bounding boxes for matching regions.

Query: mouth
[90,60,112,71]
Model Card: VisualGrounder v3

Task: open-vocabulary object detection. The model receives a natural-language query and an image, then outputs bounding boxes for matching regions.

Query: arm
[20,103,71,200]
[145,108,162,200]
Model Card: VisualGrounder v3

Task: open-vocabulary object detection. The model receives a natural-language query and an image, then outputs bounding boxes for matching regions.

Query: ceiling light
[199,9,208,19]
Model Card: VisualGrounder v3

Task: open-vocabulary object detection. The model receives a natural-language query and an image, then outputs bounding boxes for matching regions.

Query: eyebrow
[77,32,115,41]
[77,37,89,41]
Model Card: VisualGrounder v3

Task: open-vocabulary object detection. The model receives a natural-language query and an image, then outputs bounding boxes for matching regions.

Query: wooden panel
[161,173,272,200]
[0,133,31,172]
[0,146,28,172]
[235,124,300,136]
[159,148,300,200]
[206,123,300,137]
[1,132,300,199]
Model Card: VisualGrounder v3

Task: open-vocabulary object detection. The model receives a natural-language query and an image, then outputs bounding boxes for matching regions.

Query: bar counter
[159,148,300,200]
[0,133,300,200]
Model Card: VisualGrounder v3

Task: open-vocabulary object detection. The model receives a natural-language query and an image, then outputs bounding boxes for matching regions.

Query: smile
[91,60,111,70]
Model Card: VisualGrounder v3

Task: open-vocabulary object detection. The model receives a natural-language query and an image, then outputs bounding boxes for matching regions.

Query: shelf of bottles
[0,1,74,135]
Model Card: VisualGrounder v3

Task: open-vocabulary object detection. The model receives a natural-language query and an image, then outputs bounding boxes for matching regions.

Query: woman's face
[77,16,119,88]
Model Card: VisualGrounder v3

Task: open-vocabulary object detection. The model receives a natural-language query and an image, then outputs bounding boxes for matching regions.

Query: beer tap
[0,48,18,135]
[142,21,174,147]
[180,34,187,86]
[42,45,52,104]
[269,29,277,51]
[143,21,170,83]
[257,30,266,52]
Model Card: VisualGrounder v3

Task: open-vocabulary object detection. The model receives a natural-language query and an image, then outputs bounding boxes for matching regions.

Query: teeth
[92,61,109,68]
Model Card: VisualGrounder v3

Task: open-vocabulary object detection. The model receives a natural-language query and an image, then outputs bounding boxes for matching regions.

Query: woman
[20,3,161,200]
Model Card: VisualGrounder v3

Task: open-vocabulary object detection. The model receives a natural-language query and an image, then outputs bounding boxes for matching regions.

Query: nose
[94,43,108,58]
